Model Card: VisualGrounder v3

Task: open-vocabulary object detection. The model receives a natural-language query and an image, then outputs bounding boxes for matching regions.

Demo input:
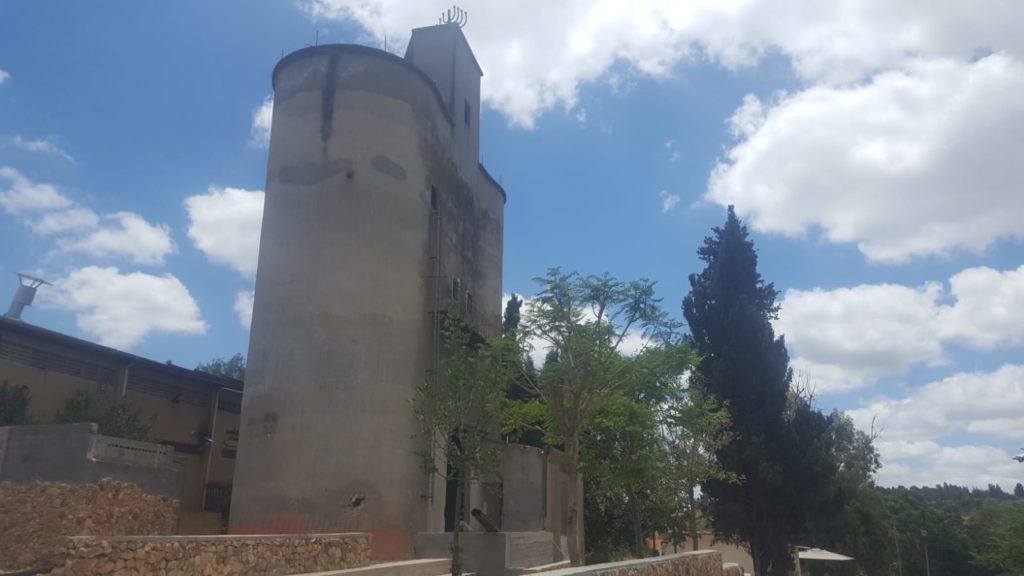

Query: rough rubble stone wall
[0,478,178,571]
[52,532,372,576]
[536,551,724,576]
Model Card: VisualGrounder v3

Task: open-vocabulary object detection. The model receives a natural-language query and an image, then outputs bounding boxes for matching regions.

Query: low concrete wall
[52,532,372,576]
[0,423,183,499]
[722,563,743,575]
[416,531,555,576]
[291,558,450,576]
[0,478,179,571]
[532,551,724,576]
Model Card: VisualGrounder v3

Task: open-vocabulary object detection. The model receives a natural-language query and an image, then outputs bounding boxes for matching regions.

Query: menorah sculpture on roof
[439,5,467,28]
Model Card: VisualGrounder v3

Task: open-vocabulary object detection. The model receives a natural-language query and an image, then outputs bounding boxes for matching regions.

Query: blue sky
[1,1,1022,489]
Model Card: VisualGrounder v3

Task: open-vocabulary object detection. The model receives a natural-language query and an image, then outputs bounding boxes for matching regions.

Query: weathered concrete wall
[0,423,183,499]
[51,532,371,576]
[692,533,753,574]
[502,445,547,531]
[405,23,482,181]
[415,531,555,576]
[232,29,505,562]
[0,478,179,571]
[533,552,724,576]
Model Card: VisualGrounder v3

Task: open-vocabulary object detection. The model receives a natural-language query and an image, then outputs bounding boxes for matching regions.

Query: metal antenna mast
[438,5,468,28]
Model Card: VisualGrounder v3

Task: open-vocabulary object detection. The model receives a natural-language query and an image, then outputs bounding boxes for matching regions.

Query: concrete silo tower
[229,22,505,560]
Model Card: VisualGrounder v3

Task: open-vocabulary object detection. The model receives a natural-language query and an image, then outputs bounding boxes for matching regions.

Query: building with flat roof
[0,315,243,534]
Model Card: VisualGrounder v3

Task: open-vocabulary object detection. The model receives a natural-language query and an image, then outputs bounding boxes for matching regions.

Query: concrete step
[290,558,451,576]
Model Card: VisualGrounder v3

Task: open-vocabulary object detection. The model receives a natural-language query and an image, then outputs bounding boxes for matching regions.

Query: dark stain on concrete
[278,158,354,186]
[371,155,407,180]
[261,412,278,437]
[321,53,338,144]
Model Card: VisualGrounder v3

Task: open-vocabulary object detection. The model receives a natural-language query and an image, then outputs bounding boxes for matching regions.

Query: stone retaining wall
[0,478,178,571]
[52,532,372,576]
[534,551,724,576]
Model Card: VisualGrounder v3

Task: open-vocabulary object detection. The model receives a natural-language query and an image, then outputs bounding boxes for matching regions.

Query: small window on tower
[464,100,471,127]
[430,186,438,210]
[452,277,461,303]
[467,292,474,316]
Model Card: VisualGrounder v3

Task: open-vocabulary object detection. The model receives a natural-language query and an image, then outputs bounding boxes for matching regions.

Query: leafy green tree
[817,412,890,575]
[516,268,678,565]
[663,387,739,551]
[54,388,151,440]
[973,501,1024,574]
[0,380,31,425]
[414,315,515,576]
[682,206,795,575]
[503,293,523,336]
[196,353,246,380]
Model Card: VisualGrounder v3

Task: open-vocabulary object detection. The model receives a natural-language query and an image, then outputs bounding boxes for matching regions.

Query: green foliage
[663,386,740,551]
[973,501,1024,574]
[413,315,516,576]
[0,380,32,425]
[53,388,151,440]
[513,268,680,565]
[682,206,796,575]
[503,293,523,336]
[195,353,246,380]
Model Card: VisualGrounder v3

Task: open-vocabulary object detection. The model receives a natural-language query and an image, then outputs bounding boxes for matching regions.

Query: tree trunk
[451,475,464,576]
[629,492,644,558]
[687,485,699,551]
[564,434,585,566]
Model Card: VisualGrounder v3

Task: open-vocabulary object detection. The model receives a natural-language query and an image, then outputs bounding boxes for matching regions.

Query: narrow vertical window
[430,186,438,210]
[464,100,471,127]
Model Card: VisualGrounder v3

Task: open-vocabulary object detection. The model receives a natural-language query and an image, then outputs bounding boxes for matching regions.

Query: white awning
[799,548,854,561]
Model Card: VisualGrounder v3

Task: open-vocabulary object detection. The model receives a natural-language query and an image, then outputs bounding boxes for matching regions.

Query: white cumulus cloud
[302,0,1021,127]
[708,54,1024,263]
[185,186,264,277]
[249,96,273,148]
[849,365,1024,444]
[58,212,175,266]
[777,283,947,393]
[778,265,1024,393]
[28,208,99,236]
[39,266,208,349]
[0,167,73,214]
[847,364,1024,488]
[938,265,1024,350]
[235,290,255,330]
[0,70,9,85]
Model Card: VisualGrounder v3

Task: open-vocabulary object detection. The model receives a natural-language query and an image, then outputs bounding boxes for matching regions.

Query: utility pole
[892,526,903,576]
[921,529,931,576]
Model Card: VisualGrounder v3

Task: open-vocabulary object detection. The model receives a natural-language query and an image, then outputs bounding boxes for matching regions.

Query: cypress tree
[682,206,794,575]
